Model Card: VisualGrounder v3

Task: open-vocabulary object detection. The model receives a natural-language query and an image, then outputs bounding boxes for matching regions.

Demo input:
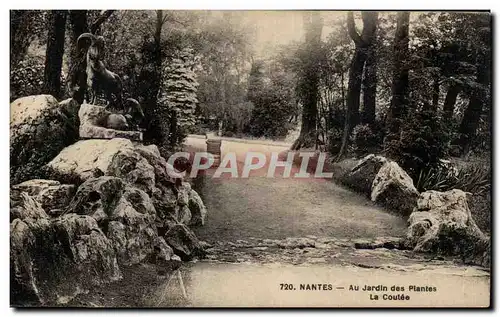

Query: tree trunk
[443,83,461,120]
[385,12,410,141]
[337,49,367,157]
[431,73,440,112]
[361,43,377,125]
[43,10,67,99]
[458,14,491,153]
[337,11,378,159]
[291,11,322,150]
[143,10,166,145]
[341,71,345,112]
[68,10,89,104]
[458,60,489,152]
[90,10,115,34]
[152,10,163,103]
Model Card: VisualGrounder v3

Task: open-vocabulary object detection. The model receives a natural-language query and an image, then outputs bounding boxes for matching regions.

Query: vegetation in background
[9,10,491,173]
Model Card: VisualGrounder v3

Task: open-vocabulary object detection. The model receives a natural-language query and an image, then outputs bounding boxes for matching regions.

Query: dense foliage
[10,57,46,101]
[10,10,491,168]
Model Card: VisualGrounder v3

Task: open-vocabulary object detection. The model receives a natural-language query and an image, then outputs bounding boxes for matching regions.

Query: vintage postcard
[10,10,491,308]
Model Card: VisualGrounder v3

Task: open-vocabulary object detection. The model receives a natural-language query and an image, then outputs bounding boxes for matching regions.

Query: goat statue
[77,33,145,130]
[77,32,123,108]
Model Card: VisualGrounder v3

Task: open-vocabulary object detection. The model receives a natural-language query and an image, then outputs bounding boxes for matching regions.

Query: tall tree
[292,11,323,150]
[458,14,491,152]
[43,10,67,99]
[361,21,378,125]
[68,10,89,103]
[385,12,410,144]
[141,10,170,145]
[337,11,378,159]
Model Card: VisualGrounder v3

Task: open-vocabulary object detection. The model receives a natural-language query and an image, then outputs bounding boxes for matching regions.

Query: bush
[385,109,451,178]
[327,127,343,154]
[469,190,491,234]
[10,56,45,101]
[415,162,490,195]
[352,123,383,157]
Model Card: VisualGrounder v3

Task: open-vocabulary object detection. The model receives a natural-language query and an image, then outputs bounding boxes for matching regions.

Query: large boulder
[11,212,121,306]
[371,161,419,216]
[47,139,180,187]
[10,192,49,221]
[188,188,207,226]
[47,140,195,229]
[65,176,126,221]
[107,148,156,194]
[149,236,175,264]
[47,138,135,181]
[405,189,489,267]
[79,104,142,141]
[341,154,388,195]
[11,179,76,217]
[66,176,158,265]
[134,144,183,184]
[10,95,80,184]
[164,224,205,261]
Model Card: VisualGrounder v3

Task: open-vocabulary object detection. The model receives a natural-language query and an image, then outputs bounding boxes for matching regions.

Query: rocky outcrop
[11,209,121,306]
[47,139,182,185]
[341,154,388,195]
[66,176,157,265]
[339,154,490,266]
[79,104,142,141]
[405,189,489,267]
[46,139,188,227]
[371,161,419,216]
[11,179,76,217]
[10,95,80,184]
[11,192,49,221]
[12,135,208,306]
[164,224,205,261]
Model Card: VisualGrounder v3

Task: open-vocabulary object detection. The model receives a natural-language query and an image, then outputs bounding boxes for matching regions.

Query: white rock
[371,161,419,216]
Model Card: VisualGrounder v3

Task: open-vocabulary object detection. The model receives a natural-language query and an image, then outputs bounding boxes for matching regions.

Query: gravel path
[185,136,407,242]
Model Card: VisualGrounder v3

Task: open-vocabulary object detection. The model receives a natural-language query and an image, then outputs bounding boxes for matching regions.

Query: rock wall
[10,97,208,306]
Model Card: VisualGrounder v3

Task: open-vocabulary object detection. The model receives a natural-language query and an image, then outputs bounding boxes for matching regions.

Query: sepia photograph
[9,9,492,308]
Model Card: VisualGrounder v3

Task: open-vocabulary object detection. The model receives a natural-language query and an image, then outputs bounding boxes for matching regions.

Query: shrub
[327,127,343,154]
[415,162,490,195]
[385,109,451,178]
[351,123,383,157]
[469,190,491,233]
[10,56,45,101]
